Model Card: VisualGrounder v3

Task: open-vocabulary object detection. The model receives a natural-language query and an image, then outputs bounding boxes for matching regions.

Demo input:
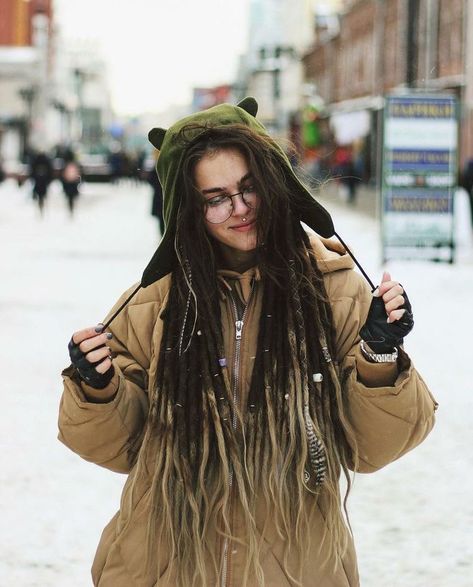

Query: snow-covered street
[0,178,471,586]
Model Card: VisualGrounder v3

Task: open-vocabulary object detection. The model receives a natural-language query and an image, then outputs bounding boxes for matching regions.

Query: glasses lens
[205,196,233,224]
[242,190,257,209]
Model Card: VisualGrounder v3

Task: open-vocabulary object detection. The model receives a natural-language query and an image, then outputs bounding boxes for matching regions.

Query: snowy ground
[0,178,471,586]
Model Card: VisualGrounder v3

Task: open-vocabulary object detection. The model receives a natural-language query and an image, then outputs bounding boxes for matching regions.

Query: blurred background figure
[29,150,53,215]
[145,150,164,238]
[108,144,129,185]
[59,148,81,216]
[332,145,359,205]
[460,158,473,227]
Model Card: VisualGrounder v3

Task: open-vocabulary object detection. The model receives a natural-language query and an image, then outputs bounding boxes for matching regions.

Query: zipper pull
[235,320,244,340]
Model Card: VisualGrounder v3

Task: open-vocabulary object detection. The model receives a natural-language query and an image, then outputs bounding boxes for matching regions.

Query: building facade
[0,0,113,165]
[0,0,53,46]
[236,0,315,136]
[0,0,54,162]
[302,0,468,182]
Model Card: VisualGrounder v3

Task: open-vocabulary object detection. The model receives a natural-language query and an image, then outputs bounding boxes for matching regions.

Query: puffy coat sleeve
[58,281,165,474]
[326,269,438,474]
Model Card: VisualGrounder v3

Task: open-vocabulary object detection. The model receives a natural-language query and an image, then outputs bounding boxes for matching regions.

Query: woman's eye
[242,185,256,194]
[207,194,228,207]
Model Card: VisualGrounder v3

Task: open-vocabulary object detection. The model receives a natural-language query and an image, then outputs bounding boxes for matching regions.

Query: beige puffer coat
[58,236,437,586]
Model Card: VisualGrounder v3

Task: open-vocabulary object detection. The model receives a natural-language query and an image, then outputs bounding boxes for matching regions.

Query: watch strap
[360,339,398,363]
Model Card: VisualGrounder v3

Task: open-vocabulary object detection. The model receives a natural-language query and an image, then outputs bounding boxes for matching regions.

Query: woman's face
[194,148,259,268]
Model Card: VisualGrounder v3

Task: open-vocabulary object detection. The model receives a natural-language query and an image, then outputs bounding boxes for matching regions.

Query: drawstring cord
[334,231,376,292]
[102,283,142,329]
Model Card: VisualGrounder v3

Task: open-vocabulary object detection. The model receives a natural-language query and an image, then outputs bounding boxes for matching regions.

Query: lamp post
[406,0,420,87]
[73,68,86,144]
[52,100,72,146]
[18,86,37,161]
[465,0,473,162]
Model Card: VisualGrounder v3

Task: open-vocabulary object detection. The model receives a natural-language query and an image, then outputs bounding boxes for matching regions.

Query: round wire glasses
[203,187,258,224]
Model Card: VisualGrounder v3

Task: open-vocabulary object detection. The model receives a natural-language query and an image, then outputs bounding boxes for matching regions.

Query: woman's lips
[230,220,255,232]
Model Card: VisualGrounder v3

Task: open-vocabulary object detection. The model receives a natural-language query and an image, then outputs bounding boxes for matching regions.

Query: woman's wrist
[360,339,398,363]
[81,372,119,403]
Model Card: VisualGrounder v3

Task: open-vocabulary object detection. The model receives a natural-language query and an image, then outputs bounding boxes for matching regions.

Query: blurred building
[0,0,52,45]
[236,0,315,137]
[192,85,233,111]
[0,0,113,166]
[0,0,54,162]
[302,0,468,182]
[53,39,113,154]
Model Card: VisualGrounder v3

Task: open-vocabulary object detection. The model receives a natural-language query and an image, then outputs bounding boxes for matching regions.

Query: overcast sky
[54,0,251,116]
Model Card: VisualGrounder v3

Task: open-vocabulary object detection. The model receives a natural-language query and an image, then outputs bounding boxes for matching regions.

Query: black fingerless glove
[68,338,115,389]
[359,290,414,353]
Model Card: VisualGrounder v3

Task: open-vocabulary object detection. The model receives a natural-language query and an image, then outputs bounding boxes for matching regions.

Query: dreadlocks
[132,124,359,586]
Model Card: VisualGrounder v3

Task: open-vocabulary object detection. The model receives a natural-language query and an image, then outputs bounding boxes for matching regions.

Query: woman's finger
[72,326,102,345]
[382,284,404,304]
[79,332,113,354]
[95,357,113,374]
[86,345,112,364]
[385,294,406,314]
[387,308,406,323]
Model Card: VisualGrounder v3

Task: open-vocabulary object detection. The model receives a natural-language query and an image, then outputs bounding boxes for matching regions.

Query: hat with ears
[140,96,334,287]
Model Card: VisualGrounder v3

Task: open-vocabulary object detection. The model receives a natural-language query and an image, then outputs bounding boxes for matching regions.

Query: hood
[141,97,334,287]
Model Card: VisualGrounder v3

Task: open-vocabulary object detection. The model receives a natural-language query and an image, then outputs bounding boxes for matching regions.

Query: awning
[329,109,371,145]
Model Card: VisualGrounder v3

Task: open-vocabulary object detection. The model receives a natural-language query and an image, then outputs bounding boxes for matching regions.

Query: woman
[59,98,437,587]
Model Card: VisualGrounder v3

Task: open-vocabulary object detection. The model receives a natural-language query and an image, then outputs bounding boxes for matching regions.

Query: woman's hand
[376,271,408,323]
[359,272,414,353]
[68,324,116,389]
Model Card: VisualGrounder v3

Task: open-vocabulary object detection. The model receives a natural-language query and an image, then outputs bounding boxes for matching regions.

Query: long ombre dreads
[136,124,359,586]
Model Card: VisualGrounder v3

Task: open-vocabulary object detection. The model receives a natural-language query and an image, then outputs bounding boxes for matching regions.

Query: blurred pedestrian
[60,149,81,216]
[59,98,437,587]
[460,158,473,226]
[29,150,53,214]
[108,145,124,184]
[147,150,164,237]
[333,146,359,204]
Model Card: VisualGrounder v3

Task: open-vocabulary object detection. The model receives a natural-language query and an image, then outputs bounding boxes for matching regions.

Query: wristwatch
[360,340,398,363]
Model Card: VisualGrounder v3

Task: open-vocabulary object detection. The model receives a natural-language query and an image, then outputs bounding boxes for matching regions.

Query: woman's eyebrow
[201,173,253,195]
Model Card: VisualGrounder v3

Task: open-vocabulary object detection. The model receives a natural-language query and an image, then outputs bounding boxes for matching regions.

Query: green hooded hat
[141,97,334,287]
[102,98,376,330]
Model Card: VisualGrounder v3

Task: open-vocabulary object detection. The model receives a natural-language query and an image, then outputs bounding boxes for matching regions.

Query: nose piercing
[242,217,247,222]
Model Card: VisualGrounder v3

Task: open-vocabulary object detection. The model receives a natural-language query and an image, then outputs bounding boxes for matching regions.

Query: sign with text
[382,94,458,262]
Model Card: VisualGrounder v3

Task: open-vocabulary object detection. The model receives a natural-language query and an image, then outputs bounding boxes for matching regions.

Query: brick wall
[0,0,52,46]
[335,0,376,101]
[304,0,466,102]
[437,0,464,79]
[382,0,404,91]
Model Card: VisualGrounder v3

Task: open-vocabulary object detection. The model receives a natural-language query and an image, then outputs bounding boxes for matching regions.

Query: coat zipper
[221,284,254,587]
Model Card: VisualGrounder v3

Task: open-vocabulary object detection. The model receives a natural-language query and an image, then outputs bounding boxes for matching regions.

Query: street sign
[382,94,458,262]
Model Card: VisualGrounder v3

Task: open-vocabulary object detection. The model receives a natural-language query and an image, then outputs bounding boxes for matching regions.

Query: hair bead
[322,346,332,362]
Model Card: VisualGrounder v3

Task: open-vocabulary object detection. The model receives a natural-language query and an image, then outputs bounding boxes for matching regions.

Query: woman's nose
[232,193,251,216]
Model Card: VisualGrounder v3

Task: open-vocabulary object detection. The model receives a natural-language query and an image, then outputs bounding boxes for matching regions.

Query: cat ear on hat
[237,97,258,118]
[148,127,167,150]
